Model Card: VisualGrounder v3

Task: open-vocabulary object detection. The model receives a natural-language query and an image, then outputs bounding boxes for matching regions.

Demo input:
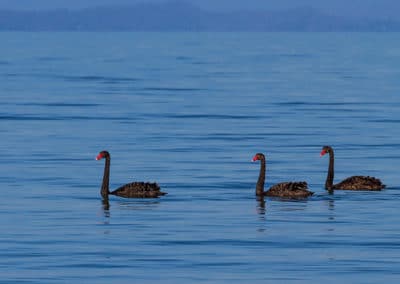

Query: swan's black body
[252,153,313,199]
[96,151,166,199]
[320,146,385,191]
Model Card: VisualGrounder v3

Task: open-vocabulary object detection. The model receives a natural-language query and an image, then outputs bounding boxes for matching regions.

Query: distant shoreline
[1,3,399,32]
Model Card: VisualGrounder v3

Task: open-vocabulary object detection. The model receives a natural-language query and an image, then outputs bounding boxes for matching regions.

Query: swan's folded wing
[333,176,385,190]
[266,181,313,198]
[110,182,166,198]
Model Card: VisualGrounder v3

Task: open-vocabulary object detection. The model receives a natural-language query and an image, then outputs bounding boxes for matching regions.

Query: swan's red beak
[96,153,103,160]
[320,150,327,157]
[252,155,259,162]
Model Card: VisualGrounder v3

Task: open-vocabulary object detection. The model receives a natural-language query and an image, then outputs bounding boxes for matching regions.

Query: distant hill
[1,1,399,31]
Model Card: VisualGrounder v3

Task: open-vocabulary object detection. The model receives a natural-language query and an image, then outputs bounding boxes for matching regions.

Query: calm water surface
[0,32,399,283]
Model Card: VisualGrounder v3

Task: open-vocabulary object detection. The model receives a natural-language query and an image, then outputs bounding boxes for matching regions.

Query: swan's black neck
[256,157,266,196]
[325,149,334,190]
[101,156,110,199]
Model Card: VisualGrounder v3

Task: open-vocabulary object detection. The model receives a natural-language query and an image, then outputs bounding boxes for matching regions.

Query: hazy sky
[0,0,398,19]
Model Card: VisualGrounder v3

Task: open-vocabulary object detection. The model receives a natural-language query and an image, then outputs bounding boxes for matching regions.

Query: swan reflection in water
[100,197,162,218]
[102,198,110,218]
[256,196,266,216]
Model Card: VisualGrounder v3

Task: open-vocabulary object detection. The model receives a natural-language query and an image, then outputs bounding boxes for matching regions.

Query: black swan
[252,153,313,199]
[320,145,385,191]
[96,150,166,199]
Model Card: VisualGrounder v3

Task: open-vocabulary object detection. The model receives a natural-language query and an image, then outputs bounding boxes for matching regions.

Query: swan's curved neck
[256,158,266,196]
[101,156,110,199]
[325,150,334,190]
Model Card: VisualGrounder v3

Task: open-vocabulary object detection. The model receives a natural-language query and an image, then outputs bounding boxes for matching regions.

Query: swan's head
[252,153,265,162]
[320,146,332,157]
[96,150,110,160]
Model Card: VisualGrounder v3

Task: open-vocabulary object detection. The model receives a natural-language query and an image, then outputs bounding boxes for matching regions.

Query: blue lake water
[0,32,399,283]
